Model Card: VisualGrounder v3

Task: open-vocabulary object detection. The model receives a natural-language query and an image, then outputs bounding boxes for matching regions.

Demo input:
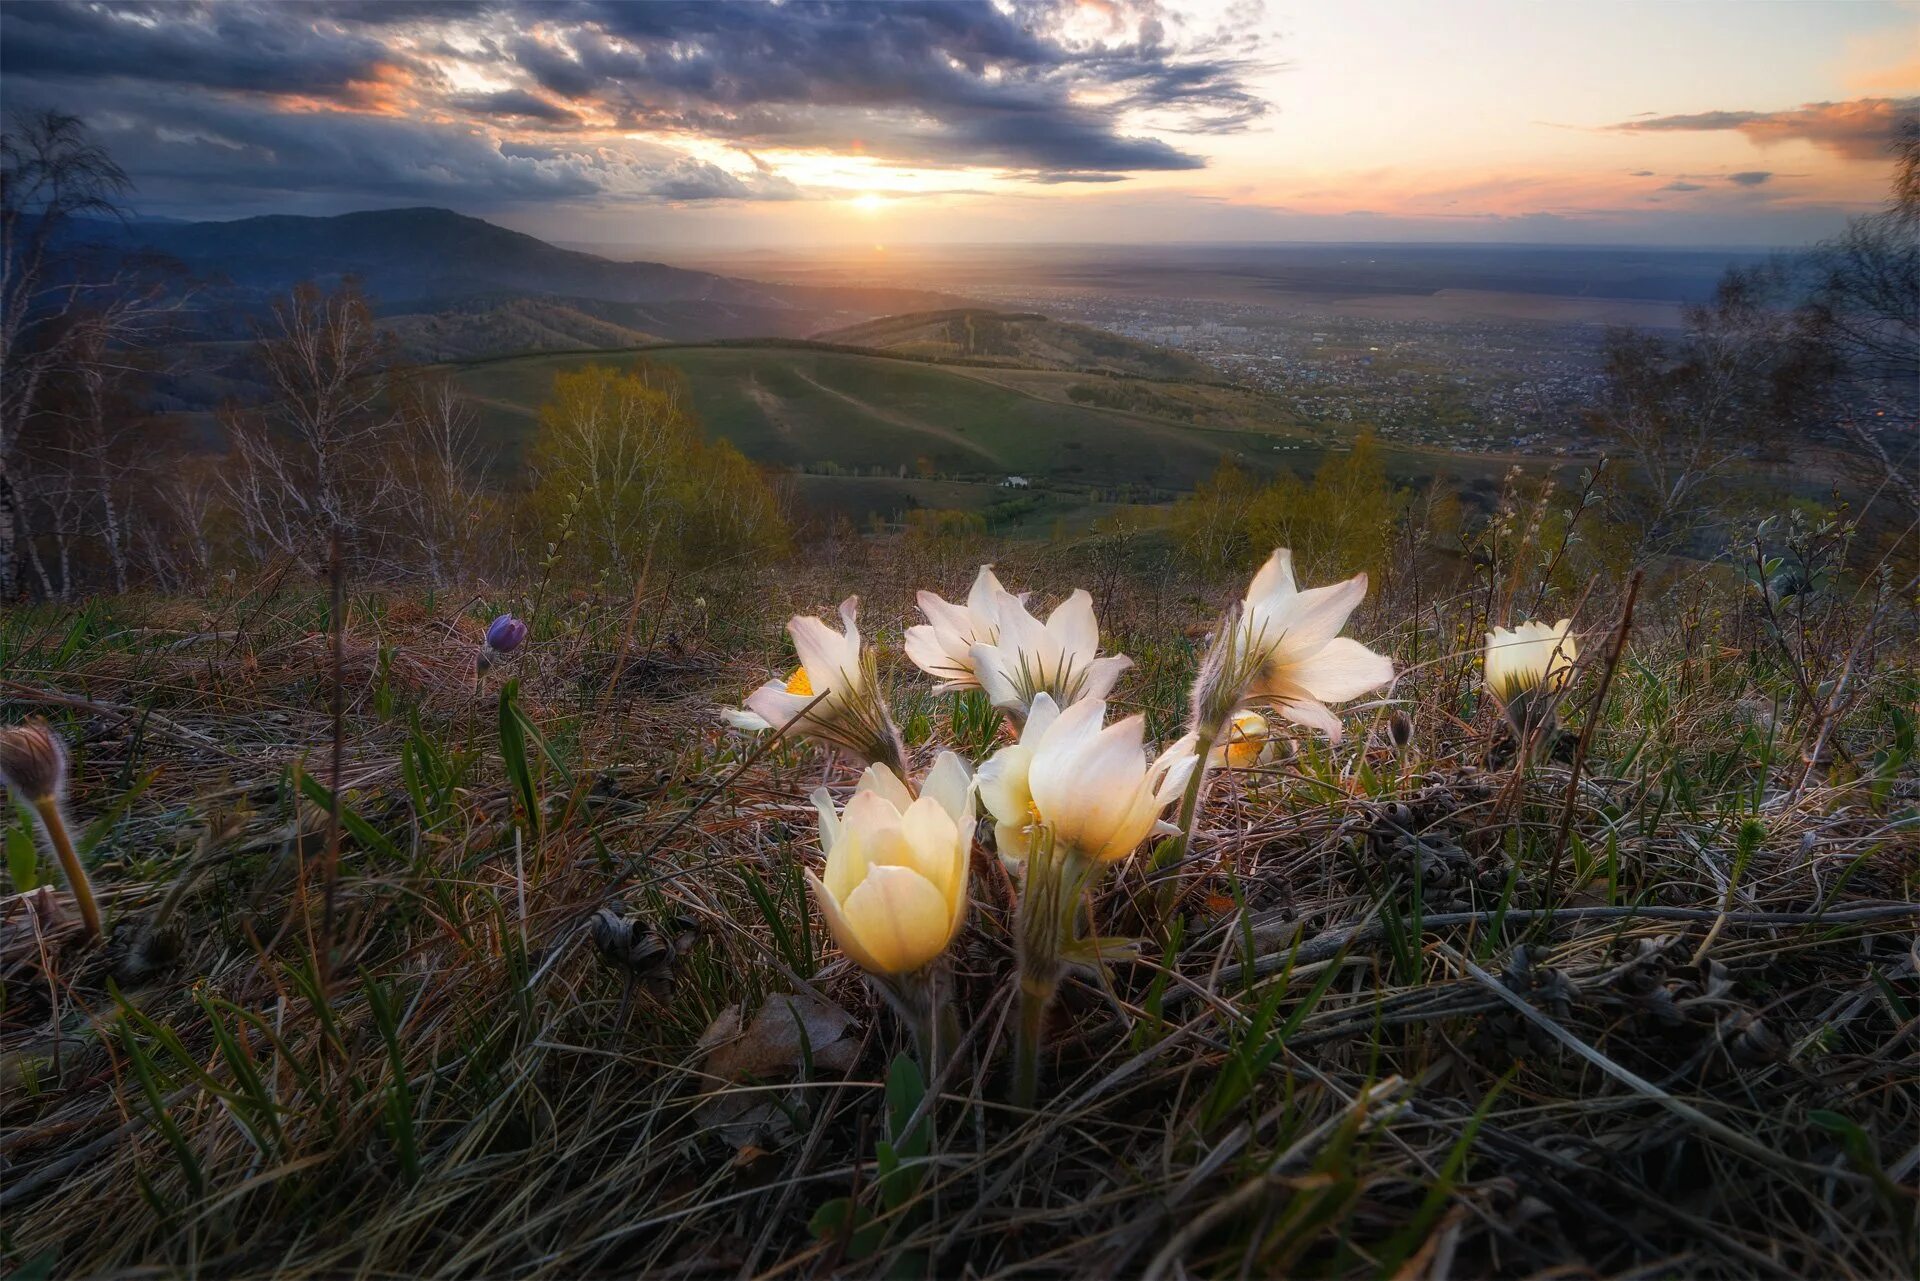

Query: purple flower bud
[485,613,528,656]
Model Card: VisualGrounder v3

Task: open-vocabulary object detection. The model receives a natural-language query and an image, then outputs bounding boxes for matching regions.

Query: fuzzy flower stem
[34,796,101,942]
[1164,719,1220,869]
[876,966,946,1081]
[1012,828,1091,1106]
[1146,717,1221,934]
[1013,969,1053,1109]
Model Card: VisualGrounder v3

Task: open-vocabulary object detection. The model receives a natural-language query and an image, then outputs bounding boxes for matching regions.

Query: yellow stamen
[785,667,813,696]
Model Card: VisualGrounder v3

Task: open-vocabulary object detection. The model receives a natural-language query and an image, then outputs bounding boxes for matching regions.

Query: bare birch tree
[1,110,174,599]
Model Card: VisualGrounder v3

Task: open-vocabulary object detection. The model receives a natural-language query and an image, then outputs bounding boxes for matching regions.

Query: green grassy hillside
[812,308,1213,381]
[451,342,1543,536]
[455,344,1272,492]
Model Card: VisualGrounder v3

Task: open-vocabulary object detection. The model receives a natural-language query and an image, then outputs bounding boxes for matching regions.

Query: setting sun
[850,192,888,215]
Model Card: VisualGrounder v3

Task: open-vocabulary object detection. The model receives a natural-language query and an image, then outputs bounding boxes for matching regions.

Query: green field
[453,345,1289,488]
[451,344,1543,529]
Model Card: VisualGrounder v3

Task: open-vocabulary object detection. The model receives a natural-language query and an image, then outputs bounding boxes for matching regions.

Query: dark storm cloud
[510,0,1257,171]
[0,1,397,97]
[0,0,1269,211]
[449,88,581,125]
[1611,97,1920,161]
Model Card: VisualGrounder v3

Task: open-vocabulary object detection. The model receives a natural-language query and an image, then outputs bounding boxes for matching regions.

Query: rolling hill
[446,342,1533,532]
[65,207,968,350]
[454,345,1261,491]
[813,308,1212,380]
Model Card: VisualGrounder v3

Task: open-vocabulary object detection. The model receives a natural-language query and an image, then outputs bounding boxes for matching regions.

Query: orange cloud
[1610,96,1919,161]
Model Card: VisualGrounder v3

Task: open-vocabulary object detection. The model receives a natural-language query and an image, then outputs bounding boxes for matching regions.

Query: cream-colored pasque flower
[1208,709,1273,769]
[1235,549,1394,744]
[805,753,974,976]
[904,564,1023,691]
[722,597,906,773]
[1484,620,1578,706]
[979,694,1197,864]
[966,589,1131,720]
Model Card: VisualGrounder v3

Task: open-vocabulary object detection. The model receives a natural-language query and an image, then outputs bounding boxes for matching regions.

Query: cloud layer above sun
[0,0,1913,247]
[0,0,1268,208]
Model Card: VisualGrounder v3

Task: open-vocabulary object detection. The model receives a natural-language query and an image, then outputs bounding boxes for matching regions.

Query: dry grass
[2,539,1916,1279]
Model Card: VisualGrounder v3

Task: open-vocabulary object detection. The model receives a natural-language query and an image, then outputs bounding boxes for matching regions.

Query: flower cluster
[720,553,1578,1097]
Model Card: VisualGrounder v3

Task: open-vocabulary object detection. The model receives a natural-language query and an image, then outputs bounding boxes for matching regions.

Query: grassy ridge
[451,343,1534,508]
[456,345,1257,491]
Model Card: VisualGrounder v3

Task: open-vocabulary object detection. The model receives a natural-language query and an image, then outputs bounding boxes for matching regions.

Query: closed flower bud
[1388,709,1414,751]
[0,720,67,803]
[807,753,975,976]
[485,613,529,655]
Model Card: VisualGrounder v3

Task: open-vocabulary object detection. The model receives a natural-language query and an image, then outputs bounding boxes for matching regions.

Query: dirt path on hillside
[787,368,1001,466]
[742,374,796,440]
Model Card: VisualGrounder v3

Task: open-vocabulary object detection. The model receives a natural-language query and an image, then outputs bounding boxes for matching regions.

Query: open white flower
[904,564,1023,691]
[1234,549,1394,744]
[966,588,1131,720]
[975,692,1058,860]
[724,597,906,773]
[980,694,1197,865]
[1485,620,1578,706]
[806,753,974,976]
[1209,709,1274,769]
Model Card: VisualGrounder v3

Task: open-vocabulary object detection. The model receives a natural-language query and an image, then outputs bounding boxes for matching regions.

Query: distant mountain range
[66,207,967,353]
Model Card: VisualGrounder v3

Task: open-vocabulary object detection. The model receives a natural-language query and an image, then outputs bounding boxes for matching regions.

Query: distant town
[958,283,1616,455]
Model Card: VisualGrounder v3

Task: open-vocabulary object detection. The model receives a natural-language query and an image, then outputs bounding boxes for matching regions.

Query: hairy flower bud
[1388,709,1414,751]
[485,613,529,655]
[0,720,67,802]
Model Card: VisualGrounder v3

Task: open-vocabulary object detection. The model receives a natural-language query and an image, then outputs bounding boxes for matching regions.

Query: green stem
[36,797,101,943]
[1012,970,1054,1108]
[1149,721,1219,929]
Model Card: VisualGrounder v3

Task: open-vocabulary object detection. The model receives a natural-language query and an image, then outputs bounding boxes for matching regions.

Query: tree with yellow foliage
[526,363,785,578]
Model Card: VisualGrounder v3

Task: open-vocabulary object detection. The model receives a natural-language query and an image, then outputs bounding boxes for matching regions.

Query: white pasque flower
[1484,619,1578,706]
[904,564,1024,691]
[965,588,1131,719]
[1208,709,1274,769]
[723,597,904,770]
[979,694,1198,864]
[806,753,975,976]
[1234,549,1394,744]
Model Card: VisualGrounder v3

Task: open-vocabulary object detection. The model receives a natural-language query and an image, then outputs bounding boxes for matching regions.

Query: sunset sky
[2,0,1914,248]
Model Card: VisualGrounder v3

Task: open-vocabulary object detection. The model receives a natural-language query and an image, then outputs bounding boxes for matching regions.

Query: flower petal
[1257,574,1369,660]
[805,869,887,975]
[1045,589,1100,668]
[900,795,964,904]
[921,750,974,827]
[1244,548,1297,611]
[854,763,914,814]
[969,641,1024,713]
[976,743,1034,827]
[905,623,973,684]
[1292,637,1394,704]
[1080,653,1134,705]
[1275,697,1345,742]
[837,864,953,974]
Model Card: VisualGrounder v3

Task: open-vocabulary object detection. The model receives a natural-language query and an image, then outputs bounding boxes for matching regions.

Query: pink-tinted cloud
[1610,96,1919,161]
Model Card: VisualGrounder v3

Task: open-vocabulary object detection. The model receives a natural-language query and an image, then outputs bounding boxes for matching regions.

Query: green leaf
[808,1196,884,1259]
[6,803,41,891]
[296,771,401,863]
